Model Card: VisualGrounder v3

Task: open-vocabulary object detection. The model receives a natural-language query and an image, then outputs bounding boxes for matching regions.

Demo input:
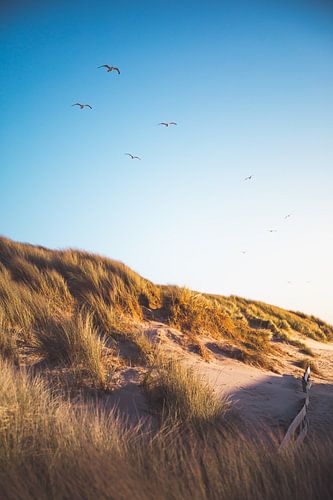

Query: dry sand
[106,322,333,434]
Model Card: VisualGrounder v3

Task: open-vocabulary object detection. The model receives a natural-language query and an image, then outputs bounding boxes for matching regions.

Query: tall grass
[0,235,332,375]
[0,358,128,499]
[232,297,333,342]
[144,357,230,424]
[0,311,19,365]
[0,358,332,499]
[33,312,106,385]
[164,286,235,339]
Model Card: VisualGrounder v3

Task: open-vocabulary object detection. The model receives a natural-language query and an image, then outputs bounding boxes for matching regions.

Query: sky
[1,0,333,322]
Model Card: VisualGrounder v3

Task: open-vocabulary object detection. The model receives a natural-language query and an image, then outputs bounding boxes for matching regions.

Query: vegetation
[297,357,322,376]
[300,345,315,357]
[0,236,332,376]
[221,296,333,342]
[0,357,332,499]
[164,286,235,339]
[0,311,19,365]
[144,356,230,424]
[0,237,332,498]
[33,312,107,385]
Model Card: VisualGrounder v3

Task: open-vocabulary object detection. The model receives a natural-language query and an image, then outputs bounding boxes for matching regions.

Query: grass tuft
[33,312,106,385]
[297,357,321,375]
[300,345,315,357]
[144,357,230,424]
[164,286,235,339]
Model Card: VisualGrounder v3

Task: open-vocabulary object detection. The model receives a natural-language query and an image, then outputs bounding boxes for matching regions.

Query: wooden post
[279,366,312,451]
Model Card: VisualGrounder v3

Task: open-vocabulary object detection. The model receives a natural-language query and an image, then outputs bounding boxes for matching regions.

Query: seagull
[158,122,177,127]
[244,175,253,181]
[267,229,278,233]
[125,153,141,160]
[72,103,92,109]
[98,65,120,74]
[284,214,292,219]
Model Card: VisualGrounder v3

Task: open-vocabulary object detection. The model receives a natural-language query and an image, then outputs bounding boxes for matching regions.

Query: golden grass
[165,286,235,339]
[0,358,128,498]
[33,312,106,385]
[187,333,212,362]
[0,311,19,365]
[297,357,322,375]
[128,330,157,365]
[300,345,315,357]
[0,236,332,376]
[1,237,333,497]
[144,357,230,424]
[275,330,316,357]
[234,297,333,341]
[0,237,161,378]
[0,358,332,499]
[219,342,279,372]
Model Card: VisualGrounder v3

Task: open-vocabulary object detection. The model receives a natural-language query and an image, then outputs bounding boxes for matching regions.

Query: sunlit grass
[33,312,106,385]
[0,358,332,499]
[144,356,230,424]
[0,235,332,375]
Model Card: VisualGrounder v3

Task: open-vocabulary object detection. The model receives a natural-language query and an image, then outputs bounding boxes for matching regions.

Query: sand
[105,322,333,434]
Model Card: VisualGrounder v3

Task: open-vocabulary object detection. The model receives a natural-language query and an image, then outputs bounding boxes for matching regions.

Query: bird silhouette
[72,103,92,109]
[125,153,141,160]
[98,65,120,74]
[244,175,253,181]
[158,122,177,127]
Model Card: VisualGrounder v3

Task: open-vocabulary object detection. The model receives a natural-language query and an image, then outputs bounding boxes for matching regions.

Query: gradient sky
[1,0,333,322]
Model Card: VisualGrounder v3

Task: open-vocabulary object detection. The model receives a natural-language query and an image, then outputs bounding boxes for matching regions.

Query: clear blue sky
[1,0,333,322]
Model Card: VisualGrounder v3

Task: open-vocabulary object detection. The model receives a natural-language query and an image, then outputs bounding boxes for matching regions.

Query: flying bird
[158,122,177,127]
[72,103,92,109]
[125,153,141,160]
[244,175,253,181]
[98,65,120,74]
